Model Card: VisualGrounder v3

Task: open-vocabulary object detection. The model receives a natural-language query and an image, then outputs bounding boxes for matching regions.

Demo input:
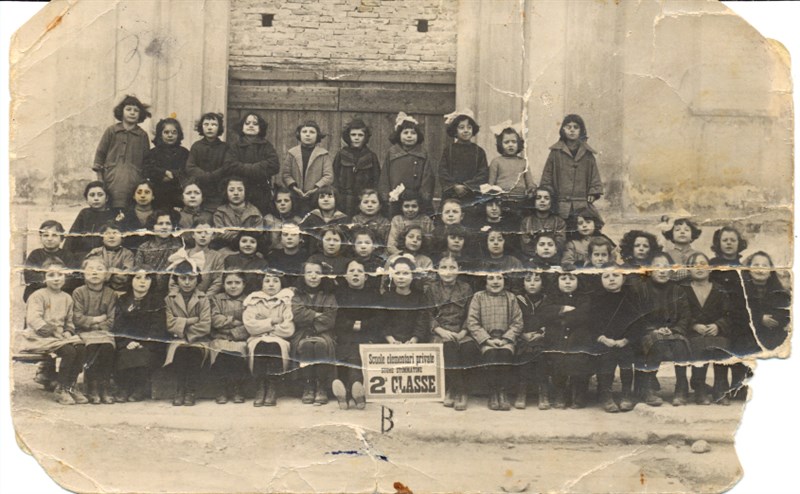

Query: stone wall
[228,0,457,72]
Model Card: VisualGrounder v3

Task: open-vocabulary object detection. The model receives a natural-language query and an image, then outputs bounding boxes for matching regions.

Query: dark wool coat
[438,141,489,197]
[629,279,690,355]
[709,258,758,355]
[540,140,603,219]
[425,279,473,334]
[143,144,190,210]
[118,207,155,252]
[64,207,117,260]
[227,136,281,214]
[93,123,151,208]
[515,292,547,358]
[334,285,382,356]
[590,287,640,351]
[333,146,381,216]
[290,285,337,361]
[185,138,233,211]
[683,283,733,359]
[379,144,435,207]
[113,290,168,370]
[743,272,791,351]
[380,289,431,343]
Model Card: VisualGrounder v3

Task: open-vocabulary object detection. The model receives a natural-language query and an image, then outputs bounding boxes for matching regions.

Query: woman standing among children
[209,272,250,404]
[467,272,523,411]
[439,110,488,202]
[333,119,381,217]
[243,271,295,407]
[72,257,117,405]
[426,255,478,411]
[281,120,334,213]
[540,114,603,222]
[93,95,152,209]
[185,112,232,211]
[64,181,117,260]
[226,112,281,215]
[379,113,435,215]
[292,261,338,406]
[164,259,212,406]
[113,268,168,402]
[20,260,87,405]
[143,117,189,210]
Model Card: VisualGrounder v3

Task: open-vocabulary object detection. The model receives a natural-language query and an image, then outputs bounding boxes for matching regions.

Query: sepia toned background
[3,1,798,493]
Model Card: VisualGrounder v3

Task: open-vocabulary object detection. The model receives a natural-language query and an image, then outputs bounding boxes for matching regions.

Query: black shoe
[183,392,196,407]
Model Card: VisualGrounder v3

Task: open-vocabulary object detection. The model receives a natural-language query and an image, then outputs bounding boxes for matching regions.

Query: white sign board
[359,343,445,401]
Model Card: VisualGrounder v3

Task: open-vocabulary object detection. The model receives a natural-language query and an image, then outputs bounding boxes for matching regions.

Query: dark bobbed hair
[495,127,524,155]
[389,119,424,145]
[686,251,710,267]
[170,260,202,285]
[533,185,558,214]
[389,255,417,272]
[271,186,299,218]
[559,114,588,142]
[221,176,247,204]
[236,230,263,251]
[113,95,151,123]
[399,189,422,205]
[195,112,225,137]
[132,179,155,199]
[444,223,467,239]
[652,251,676,265]
[619,230,661,265]
[126,267,157,291]
[98,221,123,234]
[399,224,425,252]
[313,185,338,210]
[83,180,108,200]
[446,114,480,139]
[41,258,67,270]
[711,226,748,257]
[342,119,371,146]
[350,226,377,243]
[573,207,605,232]
[221,271,247,284]
[295,120,326,143]
[39,219,65,234]
[146,209,180,231]
[434,252,460,270]
[153,117,185,146]
[318,223,348,245]
[662,218,702,242]
[237,112,268,139]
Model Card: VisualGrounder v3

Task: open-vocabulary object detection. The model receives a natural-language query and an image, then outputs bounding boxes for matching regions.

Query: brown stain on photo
[640,472,646,485]
[394,481,413,494]
[45,14,63,34]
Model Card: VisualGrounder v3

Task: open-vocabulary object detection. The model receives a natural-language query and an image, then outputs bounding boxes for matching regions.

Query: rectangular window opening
[262,14,274,27]
[417,19,428,33]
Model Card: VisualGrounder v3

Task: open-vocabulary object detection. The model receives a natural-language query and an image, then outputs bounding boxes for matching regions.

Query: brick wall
[229,0,458,72]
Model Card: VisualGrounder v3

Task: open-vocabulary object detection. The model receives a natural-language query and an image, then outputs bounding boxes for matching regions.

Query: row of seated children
[20,219,789,411]
[93,94,599,229]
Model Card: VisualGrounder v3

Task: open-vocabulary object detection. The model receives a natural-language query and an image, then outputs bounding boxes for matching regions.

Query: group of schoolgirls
[19,95,790,412]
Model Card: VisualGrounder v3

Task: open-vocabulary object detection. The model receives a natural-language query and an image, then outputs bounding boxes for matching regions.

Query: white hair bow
[166,248,206,272]
[443,109,475,125]
[489,120,523,136]
[395,112,418,130]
